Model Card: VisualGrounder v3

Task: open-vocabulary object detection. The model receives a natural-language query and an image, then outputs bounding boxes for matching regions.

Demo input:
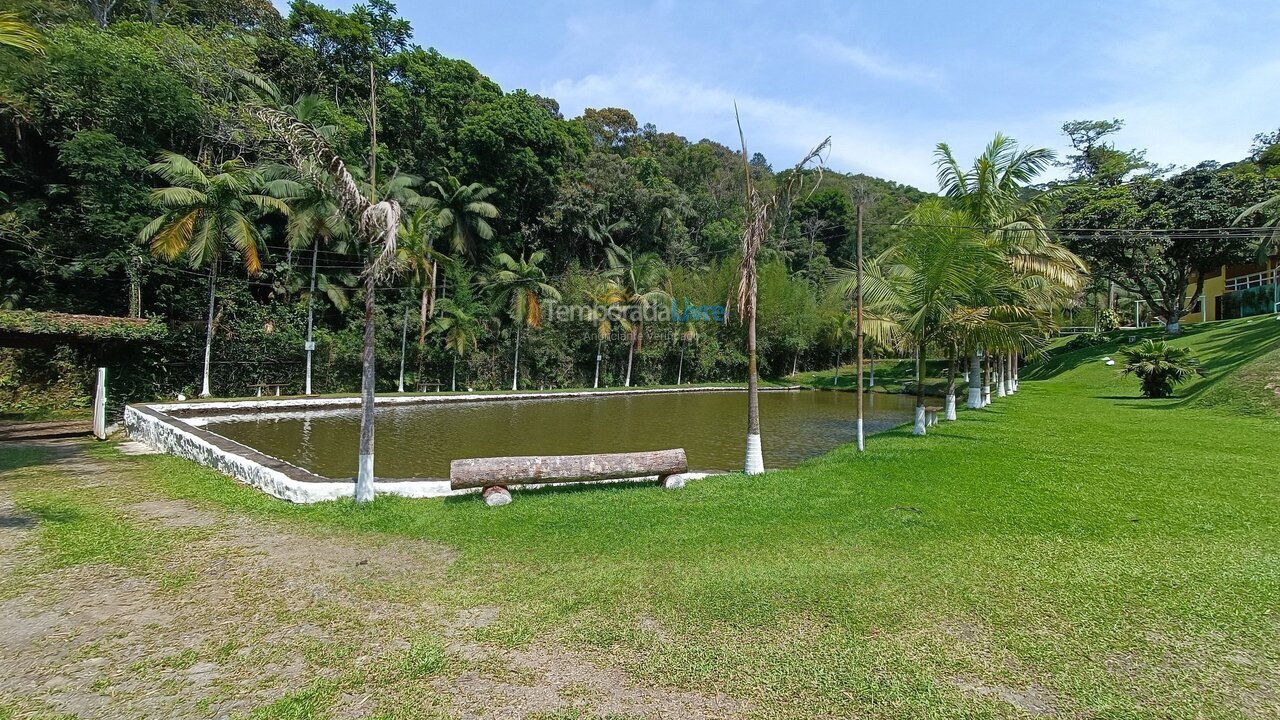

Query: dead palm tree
[247,94,403,503]
[734,107,829,473]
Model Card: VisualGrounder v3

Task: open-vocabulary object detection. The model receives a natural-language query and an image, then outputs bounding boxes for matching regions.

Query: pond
[205,389,918,479]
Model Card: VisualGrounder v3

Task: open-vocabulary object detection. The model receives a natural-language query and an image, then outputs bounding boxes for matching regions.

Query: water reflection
[208,390,917,478]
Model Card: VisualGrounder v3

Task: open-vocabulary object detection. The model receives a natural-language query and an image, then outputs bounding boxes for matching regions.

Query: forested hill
[0,0,928,317]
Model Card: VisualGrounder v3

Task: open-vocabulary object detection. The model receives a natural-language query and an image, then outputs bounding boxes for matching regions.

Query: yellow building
[1173,257,1279,325]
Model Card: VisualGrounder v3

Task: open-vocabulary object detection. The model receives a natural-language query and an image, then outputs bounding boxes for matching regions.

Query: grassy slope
[27,318,1280,718]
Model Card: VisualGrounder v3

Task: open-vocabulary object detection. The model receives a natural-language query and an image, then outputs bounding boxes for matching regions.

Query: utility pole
[855,203,865,452]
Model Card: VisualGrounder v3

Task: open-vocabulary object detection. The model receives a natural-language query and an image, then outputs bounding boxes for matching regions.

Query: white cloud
[545,67,942,189]
[798,34,942,89]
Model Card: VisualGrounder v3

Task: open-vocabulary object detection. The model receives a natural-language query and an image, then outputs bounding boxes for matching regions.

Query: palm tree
[935,133,1086,381]
[427,175,498,259]
[829,311,856,387]
[734,109,830,473]
[140,152,291,398]
[583,272,624,388]
[840,201,996,435]
[431,263,485,391]
[268,166,353,395]
[487,250,560,391]
[396,206,443,344]
[0,12,42,55]
[607,243,670,387]
[1121,339,1203,398]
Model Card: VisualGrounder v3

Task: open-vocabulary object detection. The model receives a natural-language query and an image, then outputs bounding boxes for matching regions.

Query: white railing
[1225,268,1278,292]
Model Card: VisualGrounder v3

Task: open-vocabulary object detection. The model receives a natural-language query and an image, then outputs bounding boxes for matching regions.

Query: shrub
[1120,339,1204,398]
[1064,332,1108,351]
[1095,307,1121,331]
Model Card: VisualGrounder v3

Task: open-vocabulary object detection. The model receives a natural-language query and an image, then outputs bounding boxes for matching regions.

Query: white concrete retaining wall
[124,386,741,504]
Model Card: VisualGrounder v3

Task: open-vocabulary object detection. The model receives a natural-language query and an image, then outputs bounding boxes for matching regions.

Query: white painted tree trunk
[744,433,764,474]
[200,265,216,398]
[451,356,457,391]
[624,339,634,387]
[511,326,521,391]
[397,308,408,393]
[913,405,927,436]
[945,393,956,421]
[996,354,1007,398]
[677,345,684,385]
[594,337,602,388]
[304,244,317,395]
[1166,320,1181,334]
[967,353,982,409]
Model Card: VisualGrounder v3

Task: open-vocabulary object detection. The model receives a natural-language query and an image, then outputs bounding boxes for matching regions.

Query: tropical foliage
[1120,339,1204,398]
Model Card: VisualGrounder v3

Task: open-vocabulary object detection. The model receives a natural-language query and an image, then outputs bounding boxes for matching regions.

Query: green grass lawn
[13,316,1280,718]
[794,357,958,395]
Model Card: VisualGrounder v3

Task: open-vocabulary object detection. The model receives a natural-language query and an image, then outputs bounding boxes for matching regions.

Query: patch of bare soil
[0,440,747,720]
[952,675,1058,716]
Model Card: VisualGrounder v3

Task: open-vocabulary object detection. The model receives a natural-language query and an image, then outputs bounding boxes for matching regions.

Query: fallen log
[450,449,688,491]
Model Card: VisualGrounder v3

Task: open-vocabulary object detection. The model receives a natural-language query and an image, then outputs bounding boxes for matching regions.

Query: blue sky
[283,0,1280,190]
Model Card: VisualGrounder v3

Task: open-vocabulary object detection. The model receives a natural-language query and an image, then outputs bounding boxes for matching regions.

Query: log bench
[924,405,943,427]
[450,449,689,506]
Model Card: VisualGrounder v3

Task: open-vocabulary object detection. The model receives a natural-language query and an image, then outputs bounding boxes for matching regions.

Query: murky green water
[206,389,917,479]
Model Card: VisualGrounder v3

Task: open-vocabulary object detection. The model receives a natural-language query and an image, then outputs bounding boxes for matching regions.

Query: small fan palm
[1120,339,1203,398]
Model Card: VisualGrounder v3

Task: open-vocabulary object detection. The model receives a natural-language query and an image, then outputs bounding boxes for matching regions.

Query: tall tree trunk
[397,307,408,392]
[625,333,635,387]
[418,288,429,345]
[200,262,217,398]
[511,325,521,391]
[744,297,764,473]
[833,351,840,385]
[594,336,603,389]
[913,341,927,436]
[967,352,982,409]
[355,59,378,504]
[996,352,1007,398]
[855,200,865,450]
[983,354,993,406]
[945,356,957,421]
[452,355,457,391]
[355,270,377,503]
[305,244,318,395]
[677,344,685,385]
[427,259,438,319]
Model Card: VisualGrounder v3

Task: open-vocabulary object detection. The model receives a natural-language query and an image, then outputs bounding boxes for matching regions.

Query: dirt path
[0,439,744,720]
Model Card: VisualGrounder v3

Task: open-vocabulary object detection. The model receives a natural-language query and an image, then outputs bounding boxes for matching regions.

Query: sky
[282,0,1280,191]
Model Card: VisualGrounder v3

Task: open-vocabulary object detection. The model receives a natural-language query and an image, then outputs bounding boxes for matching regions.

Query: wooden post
[855,203,864,452]
[92,368,107,440]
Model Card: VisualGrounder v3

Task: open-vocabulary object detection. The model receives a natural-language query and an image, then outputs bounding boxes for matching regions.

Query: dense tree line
[0,0,927,405]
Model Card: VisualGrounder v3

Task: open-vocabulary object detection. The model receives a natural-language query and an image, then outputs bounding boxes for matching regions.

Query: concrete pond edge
[122,386,777,503]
